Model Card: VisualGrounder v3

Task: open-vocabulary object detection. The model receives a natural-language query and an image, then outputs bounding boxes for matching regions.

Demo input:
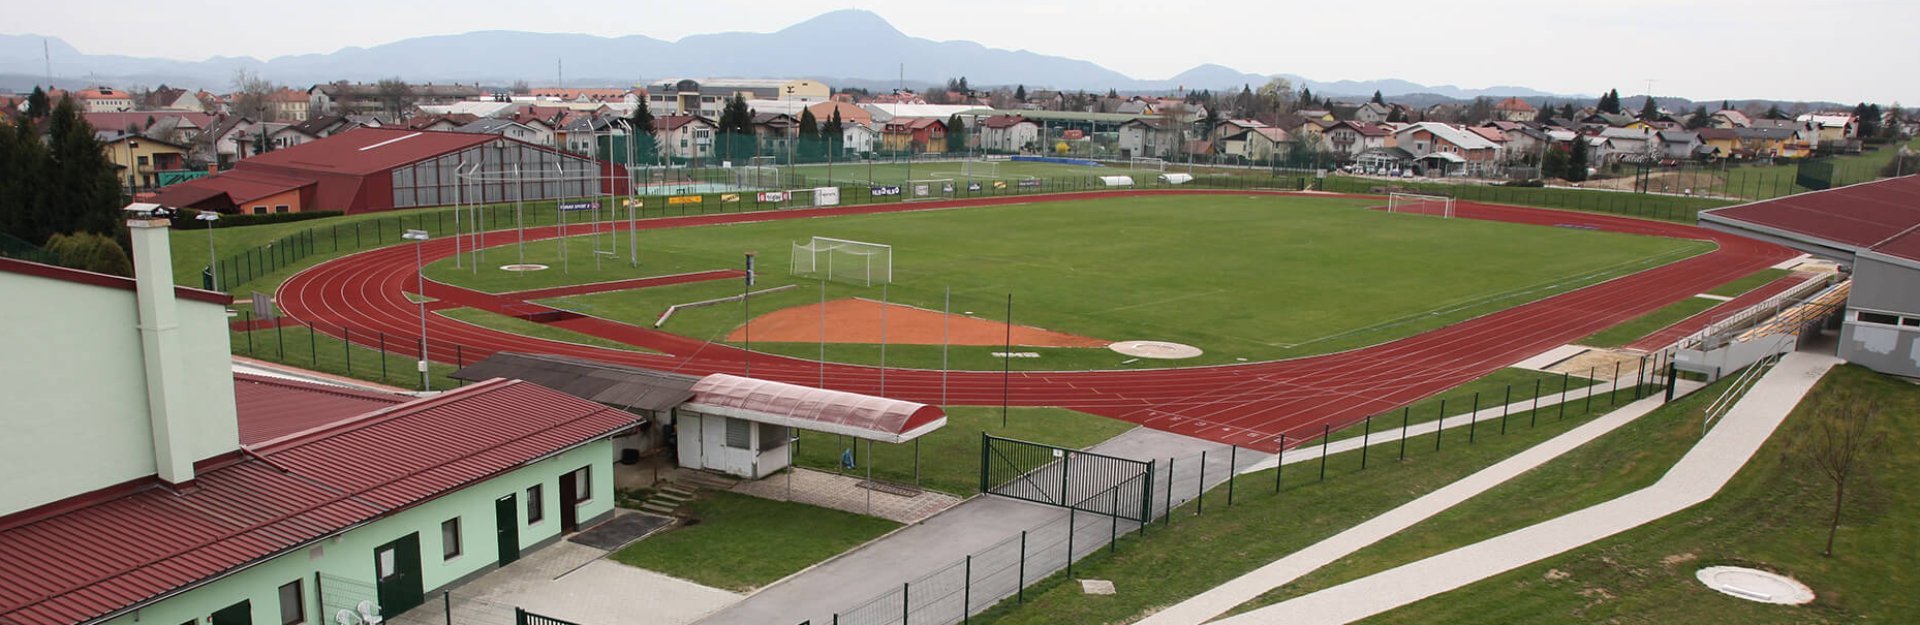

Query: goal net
[963,159,998,178]
[790,236,893,286]
[1386,192,1456,218]
[747,156,779,167]
[906,179,956,202]
[1129,157,1167,171]
[731,166,783,189]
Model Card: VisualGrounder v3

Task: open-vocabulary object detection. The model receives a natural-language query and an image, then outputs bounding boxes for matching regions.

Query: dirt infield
[726,298,1110,348]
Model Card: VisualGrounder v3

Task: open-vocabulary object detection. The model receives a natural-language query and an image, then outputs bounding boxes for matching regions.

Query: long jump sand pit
[726,298,1110,347]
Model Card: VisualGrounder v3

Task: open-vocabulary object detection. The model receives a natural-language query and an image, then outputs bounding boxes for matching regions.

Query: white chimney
[124,203,196,485]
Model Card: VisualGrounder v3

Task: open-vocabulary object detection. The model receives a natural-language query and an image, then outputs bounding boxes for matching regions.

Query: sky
[13,0,1918,104]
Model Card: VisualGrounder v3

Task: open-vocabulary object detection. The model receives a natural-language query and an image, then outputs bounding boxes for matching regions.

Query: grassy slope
[1580,297,1722,347]
[434,308,661,354]
[230,322,462,390]
[792,406,1137,496]
[611,491,899,592]
[432,196,1707,370]
[1327,368,1603,442]
[969,390,1643,625]
[1707,267,1792,297]
[1353,364,1918,624]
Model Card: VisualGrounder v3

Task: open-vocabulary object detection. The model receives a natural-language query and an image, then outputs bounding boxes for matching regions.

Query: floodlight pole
[196,212,220,290]
[403,229,432,391]
[744,251,756,377]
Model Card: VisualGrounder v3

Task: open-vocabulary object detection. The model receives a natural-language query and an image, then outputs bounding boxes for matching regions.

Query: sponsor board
[559,201,600,211]
[871,185,901,197]
[668,195,703,205]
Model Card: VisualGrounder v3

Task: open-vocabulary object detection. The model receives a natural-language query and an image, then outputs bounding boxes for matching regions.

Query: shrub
[44,231,132,276]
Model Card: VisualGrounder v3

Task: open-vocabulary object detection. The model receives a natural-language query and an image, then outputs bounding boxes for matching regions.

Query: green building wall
[104,440,615,625]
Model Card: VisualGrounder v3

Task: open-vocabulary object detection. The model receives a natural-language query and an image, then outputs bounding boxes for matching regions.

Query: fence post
[1559,372,1570,420]
[343,326,352,375]
[442,591,451,625]
[1017,530,1027,602]
[1399,406,1409,461]
[275,316,285,360]
[1318,424,1329,481]
[1195,450,1206,515]
[1665,362,1677,402]
[1532,379,1543,427]
[1110,488,1120,553]
[963,555,972,624]
[308,322,317,368]
[1469,392,1479,444]
[1226,445,1237,506]
[1585,366,1596,413]
[380,332,388,380]
[1273,435,1285,494]
[1610,361,1622,405]
[1164,458,1174,525]
[901,583,909,625]
[243,310,254,355]
[1360,414,1371,469]
[1066,509,1077,577]
[1636,355,1648,400]
[1500,385,1511,435]
[1434,399,1446,451]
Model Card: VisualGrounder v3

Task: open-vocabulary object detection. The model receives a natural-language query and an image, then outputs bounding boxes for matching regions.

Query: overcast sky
[15,0,1917,103]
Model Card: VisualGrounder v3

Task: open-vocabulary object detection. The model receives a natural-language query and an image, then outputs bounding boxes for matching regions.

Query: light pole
[402,229,432,391]
[196,211,220,290]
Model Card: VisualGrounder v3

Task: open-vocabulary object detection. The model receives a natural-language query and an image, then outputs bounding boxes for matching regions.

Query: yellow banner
[993,180,1007,189]
[622,198,644,208]
[668,195,704,205]
[720,193,740,203]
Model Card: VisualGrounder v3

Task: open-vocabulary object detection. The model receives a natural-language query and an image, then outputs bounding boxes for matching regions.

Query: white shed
[675,374,947,480]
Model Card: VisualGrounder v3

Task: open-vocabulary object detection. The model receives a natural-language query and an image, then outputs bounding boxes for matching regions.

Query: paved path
[1200,351,1838,625]
[729,466,964,524]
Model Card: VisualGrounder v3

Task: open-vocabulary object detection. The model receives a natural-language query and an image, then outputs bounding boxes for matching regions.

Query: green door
[495,493,520,567]
[210,600,251,625]
[373,533,424,616]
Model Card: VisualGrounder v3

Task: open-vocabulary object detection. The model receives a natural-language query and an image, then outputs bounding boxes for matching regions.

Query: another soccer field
[778,158,1192,186]
[424,195,1710,370]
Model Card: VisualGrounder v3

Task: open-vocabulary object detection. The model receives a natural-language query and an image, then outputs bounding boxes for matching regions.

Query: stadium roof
[232,372,406,446]
[684,374,945,443]
[237,128,493,176]
[1699,174,1920,265]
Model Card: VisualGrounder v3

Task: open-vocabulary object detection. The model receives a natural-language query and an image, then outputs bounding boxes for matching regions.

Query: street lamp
[196,211,220,290]
[402,229,432,391]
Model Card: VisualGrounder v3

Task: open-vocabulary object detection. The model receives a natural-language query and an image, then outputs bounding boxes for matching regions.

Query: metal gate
[980,433,1154,524]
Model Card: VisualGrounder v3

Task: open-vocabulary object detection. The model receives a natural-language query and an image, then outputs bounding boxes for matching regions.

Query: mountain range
[6,10,1574,100]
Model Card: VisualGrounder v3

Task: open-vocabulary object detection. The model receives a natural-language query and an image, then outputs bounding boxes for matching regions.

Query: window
[572,467,592,503]
[277,581,304,625]
[274,205,289,213]
[252,206,267,215]
[724,418,753,449]
[441,518,462,560]
[137,155,150,166]
[526,485,544,524]
[1858,311,1901,325]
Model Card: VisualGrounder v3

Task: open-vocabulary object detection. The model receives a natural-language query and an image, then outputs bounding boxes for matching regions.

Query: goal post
[1386,192,1456,218]
[732,165,782,188]
[905,179,956,202]
[1129,156,1167,171]
[747,155,779,167]
[790,236,893,286]
[962,159,998,178]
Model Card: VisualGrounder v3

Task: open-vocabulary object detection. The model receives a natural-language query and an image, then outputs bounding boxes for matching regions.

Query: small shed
[676,374,947,479]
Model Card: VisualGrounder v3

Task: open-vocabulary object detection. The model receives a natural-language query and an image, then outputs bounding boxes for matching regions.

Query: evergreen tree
[1722,100,1732,111]
[1534,100,1556,124]
[1371,90,1385,105]
[626,103,657,165]
[945,114,967,153]
[1764,103,1784,119]
[1386,106,1407,123]
[1597,89,1621,114]
[797,108,821,160]
[1298,86,1314,107]
[1559,103,1576,119]
[0,114,50,242]
[1567,134,1591,182]
[1686,105,1711,129]
[1014,84,1027,102]
[717,94,753,160]
[26,86,48,118]
[1541,143,1569,179]
[47,97,124,238]
[1106,88,1118,99]
[822,108,845,156]
[1638,96,1659,120]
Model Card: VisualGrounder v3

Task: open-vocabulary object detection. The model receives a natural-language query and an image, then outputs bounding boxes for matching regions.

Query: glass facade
[389,141,603,209]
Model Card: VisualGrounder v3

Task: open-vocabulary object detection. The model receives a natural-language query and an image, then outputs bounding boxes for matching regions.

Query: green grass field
[434,308,661,354]
[794,406,1136,496]
[425,194,1711,370]
[1348,364,1919,624]
[611,490,899,592]
[1327,368,1604,442]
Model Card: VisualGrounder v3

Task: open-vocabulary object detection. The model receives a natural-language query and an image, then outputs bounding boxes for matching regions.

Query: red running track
[277,190,1793,452]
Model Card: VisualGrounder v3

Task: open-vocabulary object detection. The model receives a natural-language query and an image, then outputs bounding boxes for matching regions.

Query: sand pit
[726,298,1110,348]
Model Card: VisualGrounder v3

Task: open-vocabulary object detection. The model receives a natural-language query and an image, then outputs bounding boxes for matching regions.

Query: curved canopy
[686,374,946,443]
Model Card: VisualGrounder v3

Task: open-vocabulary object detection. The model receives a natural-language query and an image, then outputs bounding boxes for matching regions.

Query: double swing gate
[980,433,1155,524]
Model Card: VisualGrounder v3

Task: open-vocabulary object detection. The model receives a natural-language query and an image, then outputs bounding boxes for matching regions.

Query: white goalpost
[747,156,779,167]
[962,159,998,178]
[1129,156,1167,171]
[791,236,893,286]
[732,165,782,188]
[906,179,956,202]
[1386,192,1457,218]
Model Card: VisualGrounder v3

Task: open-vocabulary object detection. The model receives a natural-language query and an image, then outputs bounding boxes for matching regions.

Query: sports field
[722,157,1289,189]
[422,194,1710,370]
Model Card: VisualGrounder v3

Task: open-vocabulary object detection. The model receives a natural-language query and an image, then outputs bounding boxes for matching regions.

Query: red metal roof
[233,373,406,446]
[0,379,636,625]
[1700,174,1920,262]
[238,127,494,176]
[685,374,946,443]
[0,257,230,305]
[151,167,317,208]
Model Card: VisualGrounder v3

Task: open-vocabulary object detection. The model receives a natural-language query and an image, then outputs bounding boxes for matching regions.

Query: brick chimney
[124,203,196,484]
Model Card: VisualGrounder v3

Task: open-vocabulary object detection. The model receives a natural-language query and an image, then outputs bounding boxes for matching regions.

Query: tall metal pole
[819,278,827,388]
[879,282,888,395]
[403,230,432,391]
[1002,293,1012,428]
[744,252,755,377]
[942,285,951,405]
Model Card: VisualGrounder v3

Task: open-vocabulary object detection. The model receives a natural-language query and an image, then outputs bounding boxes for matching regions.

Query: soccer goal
[791,236,893,286]
[906,179,956,202]
[1129,156,1167,171]
[963,159,999,178]
[747,156,779,167]
[1386,192,1456,218]
[731,166,783,189]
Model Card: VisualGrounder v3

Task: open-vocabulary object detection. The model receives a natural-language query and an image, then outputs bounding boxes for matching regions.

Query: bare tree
[229,69,275,121]
[1255,77,1295,122]
[1788,389,1885,557]
[375,78,414,119]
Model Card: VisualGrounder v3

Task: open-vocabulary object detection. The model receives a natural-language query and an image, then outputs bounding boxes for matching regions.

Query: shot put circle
[500,264,550,272]
[1109,340,1204,359]
[1694,566,1814,605]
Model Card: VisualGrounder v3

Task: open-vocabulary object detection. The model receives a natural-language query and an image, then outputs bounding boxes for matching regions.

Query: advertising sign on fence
[667,195,703,205]
[719,193,740,203]
[621,198,643,208]
[871,185,901,197]
[757,191,788,203]
[558,201,599,211]
[813,187,841,207]
[993,180,1008,189]
[1018,178,1044,188]
[968,182,983,192]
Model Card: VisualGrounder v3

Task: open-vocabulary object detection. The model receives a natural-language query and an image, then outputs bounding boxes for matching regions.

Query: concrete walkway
[695,427,1265,625]
[1198,352,1838,625]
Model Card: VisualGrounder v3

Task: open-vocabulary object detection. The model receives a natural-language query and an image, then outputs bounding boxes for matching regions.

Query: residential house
[1325,120,1391,161]
[1695,128,1739,159]
[1797,112,1859,148]
[881,117,947,154]
[976,115,1040,153]
[454,118,551,145]
[83,112,217,144]
[142,85,205,112]
[645,78,830,117]
[405,114,476,133]
[1118,118,1183,159]
[806,101,873,130]
[653,115,717,161]
[309,81,486,117]
[750,113,799,158]
[840,120,878,155]
[1494,97,1537,122]
[559,116,633,156]
[1581,112,1638,129]
[1657,130,1706,161]
[1392,122,1501,176]
[1211,118,1268,142]
[1709,109,1752,128]
[1221,127,1290,163]
[97,132,190,189]
[75,87,134,112]
[1598,127,1660,163]
[1734,126,1815,159]
[289,114,380,140]
[268,124,319,150]
[265,89,311,121]
[1482,121,1549,163]
[199,116,259,166]
[1347,102,1393,123]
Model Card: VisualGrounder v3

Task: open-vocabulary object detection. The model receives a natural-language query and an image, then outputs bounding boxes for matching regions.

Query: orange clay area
[726,298,1111,348]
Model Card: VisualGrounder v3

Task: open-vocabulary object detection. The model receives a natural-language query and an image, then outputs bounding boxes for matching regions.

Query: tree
[1686,105,1711,129]
[375,78,414,118]
[1255,77,1294,120]
[625,103,658,165]
[1298,86,1314,108]
[1386,106,1407,123]
[1566,134,1591,181]
[0,98,125,248]
[1721,100,1732,111]
[822,108,845,156]
[945,114,967,153]
[1787,389,1884,557]
[43,231,132,277]
[1462,97,1496,125]
[26,86,49,118]
[1370,90,1385,105]
[1014,84,1027,102]
[229,69,274,121]
[1597,89,1621,114]
[1541,143,1569,179]
[1764,103,1785,119]
[1559,103,1576,119]
[1535,100,1556,124]
[1638,95,1659,120]
[1855,103,1883,140]
[797,108,821,160]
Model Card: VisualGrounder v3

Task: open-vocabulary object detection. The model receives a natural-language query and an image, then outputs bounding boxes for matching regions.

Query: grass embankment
[967,380,1648,625]
[792,406,1136,496]
[229,322,462,391]
[1579,267,1797,348]
[427,196,1708,371]
[611,490,899,592]
[1353,364,1919,624]
[435,307,660,353]
[1326,368,1604,442]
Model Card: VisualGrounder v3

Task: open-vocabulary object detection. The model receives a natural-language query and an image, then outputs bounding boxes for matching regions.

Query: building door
[558,471,579,532]
[210,600,251,625]
[373,534,424,616]
[495,493,520,567]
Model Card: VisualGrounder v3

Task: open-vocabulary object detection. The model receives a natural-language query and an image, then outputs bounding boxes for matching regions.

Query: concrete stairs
[638,485,693,516]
